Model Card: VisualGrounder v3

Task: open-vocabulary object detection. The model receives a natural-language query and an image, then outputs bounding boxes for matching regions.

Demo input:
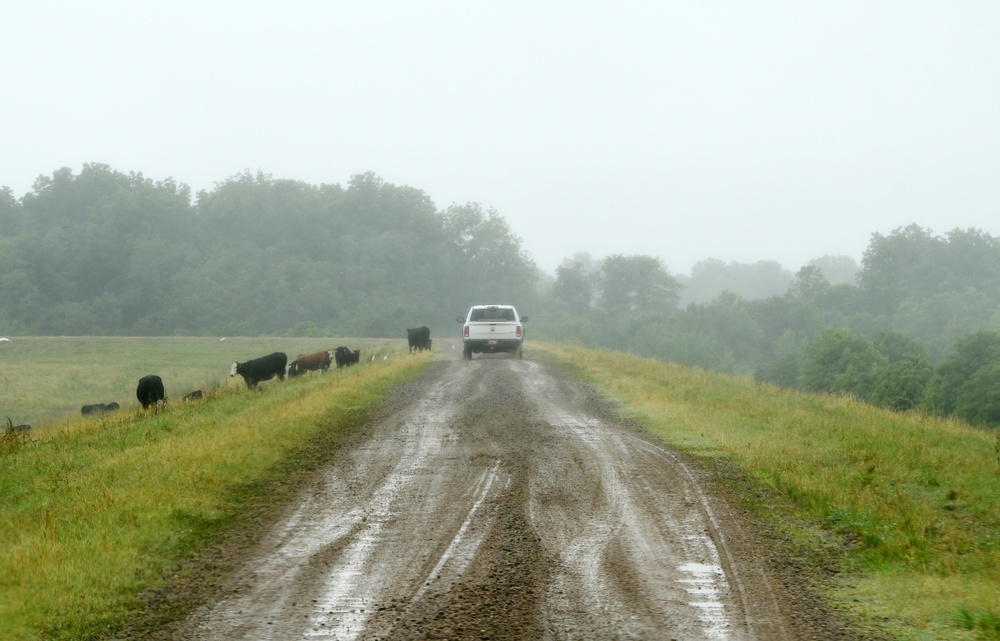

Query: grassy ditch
[0,341,427,640]
[533,342,999,641]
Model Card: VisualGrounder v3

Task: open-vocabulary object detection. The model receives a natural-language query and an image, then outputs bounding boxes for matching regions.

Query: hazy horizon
[3,1,997,275]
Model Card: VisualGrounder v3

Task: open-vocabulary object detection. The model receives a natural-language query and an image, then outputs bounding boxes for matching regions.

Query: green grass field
[0,336,390,428]
[1,338,997,640]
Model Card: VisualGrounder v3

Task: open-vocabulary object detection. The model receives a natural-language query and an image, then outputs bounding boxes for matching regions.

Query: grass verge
[0,346,427,641]
[532,342,1000,641]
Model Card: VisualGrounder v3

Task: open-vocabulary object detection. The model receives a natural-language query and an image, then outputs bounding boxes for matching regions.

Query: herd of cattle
[74,339,394,418]
[4,329,436,433]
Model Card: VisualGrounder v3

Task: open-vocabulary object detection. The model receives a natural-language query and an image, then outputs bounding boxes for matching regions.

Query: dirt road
[168,350,846,641]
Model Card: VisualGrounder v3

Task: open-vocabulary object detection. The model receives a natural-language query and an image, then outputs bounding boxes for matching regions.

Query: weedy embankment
[0,344,428,641]
[534,341,999,641]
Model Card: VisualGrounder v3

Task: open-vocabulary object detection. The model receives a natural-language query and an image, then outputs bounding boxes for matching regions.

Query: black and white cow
[230,352,287,388]
[407,326,431,353]
[136,375,166,409]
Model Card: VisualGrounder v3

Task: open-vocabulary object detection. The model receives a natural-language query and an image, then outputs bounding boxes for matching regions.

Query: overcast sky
[2,1,998,275]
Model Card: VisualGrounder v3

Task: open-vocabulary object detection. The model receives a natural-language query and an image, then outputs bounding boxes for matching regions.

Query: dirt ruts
[145,348,879,641]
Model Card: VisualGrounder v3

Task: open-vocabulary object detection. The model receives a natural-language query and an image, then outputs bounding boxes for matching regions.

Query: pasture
[1,336,425,640]
[0,336,391,429]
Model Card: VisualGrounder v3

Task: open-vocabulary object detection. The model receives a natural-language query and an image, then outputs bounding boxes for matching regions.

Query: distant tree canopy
[538,225,1000,426]
[3,165,1000,427]
[0,164,538,337]
[678,258,793,305]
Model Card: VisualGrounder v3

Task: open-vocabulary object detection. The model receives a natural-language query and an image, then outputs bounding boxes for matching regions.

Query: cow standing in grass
[136,375,165,409]
[288,350,332,377]
[334,346,361,368]
[407,326,431,353]
[231,352,287,388]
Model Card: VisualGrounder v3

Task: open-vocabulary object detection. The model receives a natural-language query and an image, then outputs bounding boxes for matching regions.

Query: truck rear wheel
[463,345,473,360]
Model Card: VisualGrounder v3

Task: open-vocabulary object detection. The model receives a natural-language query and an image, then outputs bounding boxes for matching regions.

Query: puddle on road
[678,560,731,641]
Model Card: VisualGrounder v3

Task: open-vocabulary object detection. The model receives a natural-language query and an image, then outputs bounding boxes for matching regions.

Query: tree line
[2,164,999,427]
[541,226,1000,428]
[0,164,538,338]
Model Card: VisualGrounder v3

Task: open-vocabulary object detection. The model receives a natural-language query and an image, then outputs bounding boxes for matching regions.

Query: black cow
[136,375,166,409]
[183,390,203,401]
[334,346,361,368]
[230,352,287,388]
[407,326,431,353]
[81,401,120,415]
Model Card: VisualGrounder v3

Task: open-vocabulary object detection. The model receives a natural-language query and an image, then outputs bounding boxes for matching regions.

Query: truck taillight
[464,326,469,338]
[516,326,522,338]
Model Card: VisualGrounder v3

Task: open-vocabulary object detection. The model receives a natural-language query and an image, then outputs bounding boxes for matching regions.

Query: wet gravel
[116,351,888,641]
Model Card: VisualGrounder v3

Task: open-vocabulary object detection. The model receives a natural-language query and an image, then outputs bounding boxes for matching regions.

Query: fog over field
[2,1,998,274]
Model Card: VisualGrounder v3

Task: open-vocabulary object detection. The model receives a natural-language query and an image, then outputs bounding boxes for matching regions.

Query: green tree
[755,352,802,389]
[788,265,831,302]
[872,332,930,364]
[925,331,1000,416]
[807,255,860,286]
[680,258,792,305]
[862,332,934,411]
[597,254,680,313]
[859,224,942,316]
[954,361,1000,427]
[441,202,538,309]
[0,187,21,236]
[858,225,1000,320]
[553,261,594,313]
[869,359,934,411]
[940,228,1000,296]
[666,292,763,374]
[800,328,885,397]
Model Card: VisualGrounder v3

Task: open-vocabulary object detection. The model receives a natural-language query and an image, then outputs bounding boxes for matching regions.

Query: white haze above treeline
[2,2,998,275]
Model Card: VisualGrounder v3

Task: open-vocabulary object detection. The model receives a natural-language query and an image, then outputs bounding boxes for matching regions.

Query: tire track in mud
[179,369,514,640]
[521,359,789,640]
[175,354,793,641]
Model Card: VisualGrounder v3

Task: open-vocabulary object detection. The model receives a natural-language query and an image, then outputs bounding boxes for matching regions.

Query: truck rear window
[470,308,515,322]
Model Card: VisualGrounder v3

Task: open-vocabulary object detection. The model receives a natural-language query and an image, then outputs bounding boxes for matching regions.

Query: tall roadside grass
[0,343,427,641]
[533,342,1000,641]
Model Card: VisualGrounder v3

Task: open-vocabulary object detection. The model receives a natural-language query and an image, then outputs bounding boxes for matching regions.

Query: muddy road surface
[170,351,827,641]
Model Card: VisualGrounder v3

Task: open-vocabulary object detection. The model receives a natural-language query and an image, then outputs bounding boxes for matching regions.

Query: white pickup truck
[457,304,528,360]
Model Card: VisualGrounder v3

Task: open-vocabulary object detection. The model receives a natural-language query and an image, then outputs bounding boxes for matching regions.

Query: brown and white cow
[288,350,332,377]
